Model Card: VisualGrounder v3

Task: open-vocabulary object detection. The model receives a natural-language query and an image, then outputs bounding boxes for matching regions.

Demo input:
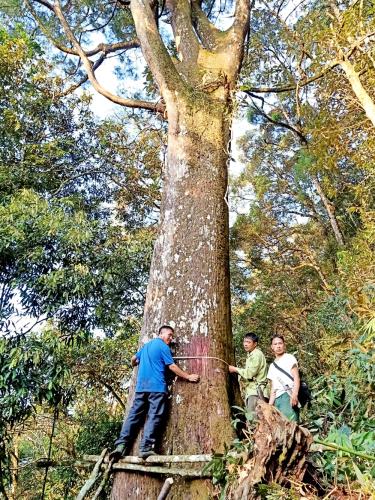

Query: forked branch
[30,0,140,56]
[130,0,186,104]
[53,0,165,112]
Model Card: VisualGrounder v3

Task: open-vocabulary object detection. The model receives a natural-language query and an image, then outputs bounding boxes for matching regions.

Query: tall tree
[230,0,374,372]
[13,1,252,497]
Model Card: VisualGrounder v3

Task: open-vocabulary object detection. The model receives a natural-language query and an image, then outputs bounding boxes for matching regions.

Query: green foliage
[4,330,137,498]
[0,329,74,494]
[230,0,375,494]
[0,28,160,497]
[307,332,374,484]
[0,330,72,425]
[0,29,159,337]
[203,440,250,499]
[75,411,121,455]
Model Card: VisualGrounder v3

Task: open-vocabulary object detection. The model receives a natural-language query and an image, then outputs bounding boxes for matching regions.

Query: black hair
[271,334,285,343]
[158,325,175,335]
[244,332,259,342]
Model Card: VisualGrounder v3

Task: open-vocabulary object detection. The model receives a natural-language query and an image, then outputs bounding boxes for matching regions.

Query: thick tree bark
[110,1,250,498]
[111,95,237,499]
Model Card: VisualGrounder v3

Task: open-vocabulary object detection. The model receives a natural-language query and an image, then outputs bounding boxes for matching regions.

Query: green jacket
[237,347,269,399]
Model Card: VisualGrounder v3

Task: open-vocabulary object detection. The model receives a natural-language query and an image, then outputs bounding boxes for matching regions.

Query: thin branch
[76,448,107,500]
[82,1,118,33]
[53,0,165,112]
[57,54,105,96]
[95,377,126,409]
[346,30,375,59]
[41,406,58,500]
[30,0,140,57]
[247,93,308,144]
[284,0,310,23]
[241,61,339,94]
[91,459,115,500]
[314,439,375,461]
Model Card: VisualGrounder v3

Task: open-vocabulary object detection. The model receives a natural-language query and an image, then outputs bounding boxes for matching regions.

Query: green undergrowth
[205,333,375,498]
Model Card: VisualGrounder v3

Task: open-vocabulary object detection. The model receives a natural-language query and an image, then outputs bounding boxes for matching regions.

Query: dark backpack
[272,361,312,407]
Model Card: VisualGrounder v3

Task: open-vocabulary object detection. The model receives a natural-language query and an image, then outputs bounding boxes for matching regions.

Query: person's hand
[228,365,238,374]
[187,373,200,382]
[290,392,299,407]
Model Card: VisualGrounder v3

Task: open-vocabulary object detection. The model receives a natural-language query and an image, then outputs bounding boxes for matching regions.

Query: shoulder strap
[272,361,294,381]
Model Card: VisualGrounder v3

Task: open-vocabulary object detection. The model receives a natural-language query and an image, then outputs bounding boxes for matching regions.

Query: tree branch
[129,0,185,106]
[95,376,126,409]
[30,0,140,57]
[191,0,223,50]
[247,93,308,145]
[53,0,165,112]
[167,0,200,68]
[241,61,339,94]
[231,0,253,38]
[130,0,185,98]
[76,448,107,500]
[56,54,105,97]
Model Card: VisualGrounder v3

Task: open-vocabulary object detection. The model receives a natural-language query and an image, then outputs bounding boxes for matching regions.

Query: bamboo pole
[83,453,212,464]
[313,439,375,462]
[111,463,210,477]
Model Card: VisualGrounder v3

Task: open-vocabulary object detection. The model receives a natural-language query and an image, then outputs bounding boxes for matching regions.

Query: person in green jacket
[229,333,269,420]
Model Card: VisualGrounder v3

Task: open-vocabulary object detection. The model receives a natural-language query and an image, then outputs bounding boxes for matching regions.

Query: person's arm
[168,363,200,382]
[268,380,276,405]
[230,352,261,380]
[290,365,300,407]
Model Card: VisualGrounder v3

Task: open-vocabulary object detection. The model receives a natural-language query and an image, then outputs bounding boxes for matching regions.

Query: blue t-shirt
[135,338,174,393]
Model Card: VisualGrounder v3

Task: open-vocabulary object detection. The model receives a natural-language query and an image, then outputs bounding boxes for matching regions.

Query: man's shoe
[109,444,127,462]
[139,450,157,460]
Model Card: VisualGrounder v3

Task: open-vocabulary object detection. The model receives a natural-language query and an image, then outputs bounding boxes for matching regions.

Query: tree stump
[229,401,313,499]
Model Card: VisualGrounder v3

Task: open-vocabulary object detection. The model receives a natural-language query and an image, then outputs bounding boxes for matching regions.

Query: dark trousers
[115,392,167,452]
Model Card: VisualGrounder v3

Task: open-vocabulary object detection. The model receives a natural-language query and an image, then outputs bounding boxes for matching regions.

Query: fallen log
[229,401,313,499]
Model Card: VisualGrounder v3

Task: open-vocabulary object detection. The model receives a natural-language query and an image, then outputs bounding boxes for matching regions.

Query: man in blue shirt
[110,325,200,460]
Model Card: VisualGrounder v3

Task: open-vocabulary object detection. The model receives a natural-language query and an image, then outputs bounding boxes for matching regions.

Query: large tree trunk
[111,97,237,499]
[110,1,250,497]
